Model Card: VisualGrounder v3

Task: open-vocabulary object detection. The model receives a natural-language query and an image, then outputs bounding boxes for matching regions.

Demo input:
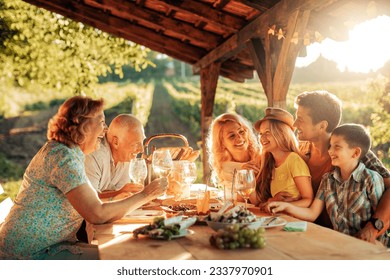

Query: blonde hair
[256,119,301,202]
[206,113,260,182]
[47,96,104,147]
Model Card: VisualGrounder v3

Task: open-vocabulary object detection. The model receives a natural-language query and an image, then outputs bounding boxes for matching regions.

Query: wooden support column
[247,36,273,106]
[273,9,310,108]
[200,62,221,182]
[249,9,310,109]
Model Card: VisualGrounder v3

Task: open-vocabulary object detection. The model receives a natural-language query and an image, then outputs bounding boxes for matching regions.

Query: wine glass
[152,150,173,178]
[234,169,256,210]
[129,158,147,185]
[181,161,197,199]
[183,161,197,186]
[152,150,173,199]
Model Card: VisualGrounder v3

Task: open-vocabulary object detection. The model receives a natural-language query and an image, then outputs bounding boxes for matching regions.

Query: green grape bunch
[209,224,266,250]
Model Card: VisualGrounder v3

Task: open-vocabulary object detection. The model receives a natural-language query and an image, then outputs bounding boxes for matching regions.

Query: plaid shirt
[362,150,390,180]
[317,162,389,246]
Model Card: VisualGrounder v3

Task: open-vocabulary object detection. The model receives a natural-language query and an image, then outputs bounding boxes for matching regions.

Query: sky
[295,15,390,73]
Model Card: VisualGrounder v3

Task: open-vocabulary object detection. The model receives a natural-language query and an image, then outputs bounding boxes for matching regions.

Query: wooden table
[87,209,390,260]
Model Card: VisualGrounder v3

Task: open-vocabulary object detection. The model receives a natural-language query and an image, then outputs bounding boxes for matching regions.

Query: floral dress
[0,141,88,259]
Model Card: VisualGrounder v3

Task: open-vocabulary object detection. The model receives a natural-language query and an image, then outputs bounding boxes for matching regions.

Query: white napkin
[283,221,307,232]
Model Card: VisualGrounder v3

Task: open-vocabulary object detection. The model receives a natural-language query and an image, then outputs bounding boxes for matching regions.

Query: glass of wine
[183,161,197,186]
[152,150,173,178]
[234,169,256,210]
[152,149,173,199]
[129,158,147,186]
[182,161,197,199]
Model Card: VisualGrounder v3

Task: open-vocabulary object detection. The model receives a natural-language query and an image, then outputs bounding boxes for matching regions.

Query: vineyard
[0,76,388,200]
[163,77,385,142]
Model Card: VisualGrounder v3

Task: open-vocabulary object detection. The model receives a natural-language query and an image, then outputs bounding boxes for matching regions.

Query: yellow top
[271,152,310,198]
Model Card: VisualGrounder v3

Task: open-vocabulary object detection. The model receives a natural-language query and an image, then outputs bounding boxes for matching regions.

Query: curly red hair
[47,96,104,147]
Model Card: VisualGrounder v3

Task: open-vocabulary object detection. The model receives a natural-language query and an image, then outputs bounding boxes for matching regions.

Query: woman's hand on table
[259,193,300,213]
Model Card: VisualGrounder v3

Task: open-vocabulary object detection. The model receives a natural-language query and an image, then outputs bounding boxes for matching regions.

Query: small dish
[258,216,287,228]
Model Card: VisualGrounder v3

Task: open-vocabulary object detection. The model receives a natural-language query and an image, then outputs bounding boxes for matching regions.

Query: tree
[370,61,390,160]
[0,0,151,95]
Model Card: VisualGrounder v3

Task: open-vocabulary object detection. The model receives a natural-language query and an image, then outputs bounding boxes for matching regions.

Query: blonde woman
[206,113,261,190]
[252,107,313,210]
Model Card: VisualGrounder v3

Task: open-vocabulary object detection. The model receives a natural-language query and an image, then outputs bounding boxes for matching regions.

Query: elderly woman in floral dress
[0,96,167,259]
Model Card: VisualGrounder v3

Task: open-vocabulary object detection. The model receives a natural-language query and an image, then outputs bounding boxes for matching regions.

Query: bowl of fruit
[209,223,266,250]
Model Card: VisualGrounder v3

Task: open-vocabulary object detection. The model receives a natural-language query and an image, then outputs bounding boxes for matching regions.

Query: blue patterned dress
[0,141,88,259]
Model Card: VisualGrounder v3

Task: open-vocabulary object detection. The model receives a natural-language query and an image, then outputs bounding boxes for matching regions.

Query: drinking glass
[152,150,173,199]
[152,150,173,178]
[129,158,147,185]
[181,161,197,199]
[183,161,197,186]
[234,169,256,210]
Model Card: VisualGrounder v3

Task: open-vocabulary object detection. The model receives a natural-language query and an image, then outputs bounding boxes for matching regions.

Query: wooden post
[200,62,221,182]
[249,9,310,109]
[273,9,310,108]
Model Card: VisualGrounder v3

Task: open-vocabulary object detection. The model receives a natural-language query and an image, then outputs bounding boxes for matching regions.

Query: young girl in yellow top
[251,107,313,210]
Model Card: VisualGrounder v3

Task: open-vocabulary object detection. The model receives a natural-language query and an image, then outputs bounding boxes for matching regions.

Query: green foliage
[0,152,23,200]
[370,78,390,154]
[0,180,21,201]
[0,0,150,95]
[0,152,24,180]
[92,82,154,126]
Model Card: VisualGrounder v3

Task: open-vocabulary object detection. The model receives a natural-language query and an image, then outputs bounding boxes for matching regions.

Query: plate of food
[205,203,262,231]
[133,216,196,240]
[258,216,287,228]
[120,209,165,223]
[151,229,194,240]
[160,203,197,214]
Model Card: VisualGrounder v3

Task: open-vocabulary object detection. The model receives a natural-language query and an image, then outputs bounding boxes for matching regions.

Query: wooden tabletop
[87,207,390,260]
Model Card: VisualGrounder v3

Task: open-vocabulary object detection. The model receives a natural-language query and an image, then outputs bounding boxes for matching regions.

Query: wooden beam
[153,0,246,32]
[264,28,274,106]
[200,62,221,181]
[272,9,310,108]
[84,0,221,49]
[235,0,279,12]
[221,61,254,80]
[219,71,246,83]
[23,0,206,64]
[247,38,268,96]
[214,0,231,10]
[193,0,337,72]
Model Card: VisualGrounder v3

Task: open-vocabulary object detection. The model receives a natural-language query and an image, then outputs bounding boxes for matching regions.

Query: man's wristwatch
[369,217,384,231]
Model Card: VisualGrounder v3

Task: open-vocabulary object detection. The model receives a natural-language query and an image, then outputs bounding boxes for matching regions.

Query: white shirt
[85,137,130,192]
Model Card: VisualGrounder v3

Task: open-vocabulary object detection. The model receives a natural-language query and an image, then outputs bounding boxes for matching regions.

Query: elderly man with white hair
[85,114,146,199]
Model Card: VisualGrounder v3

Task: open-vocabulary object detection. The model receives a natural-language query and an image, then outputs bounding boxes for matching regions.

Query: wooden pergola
[22,0,390,176]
